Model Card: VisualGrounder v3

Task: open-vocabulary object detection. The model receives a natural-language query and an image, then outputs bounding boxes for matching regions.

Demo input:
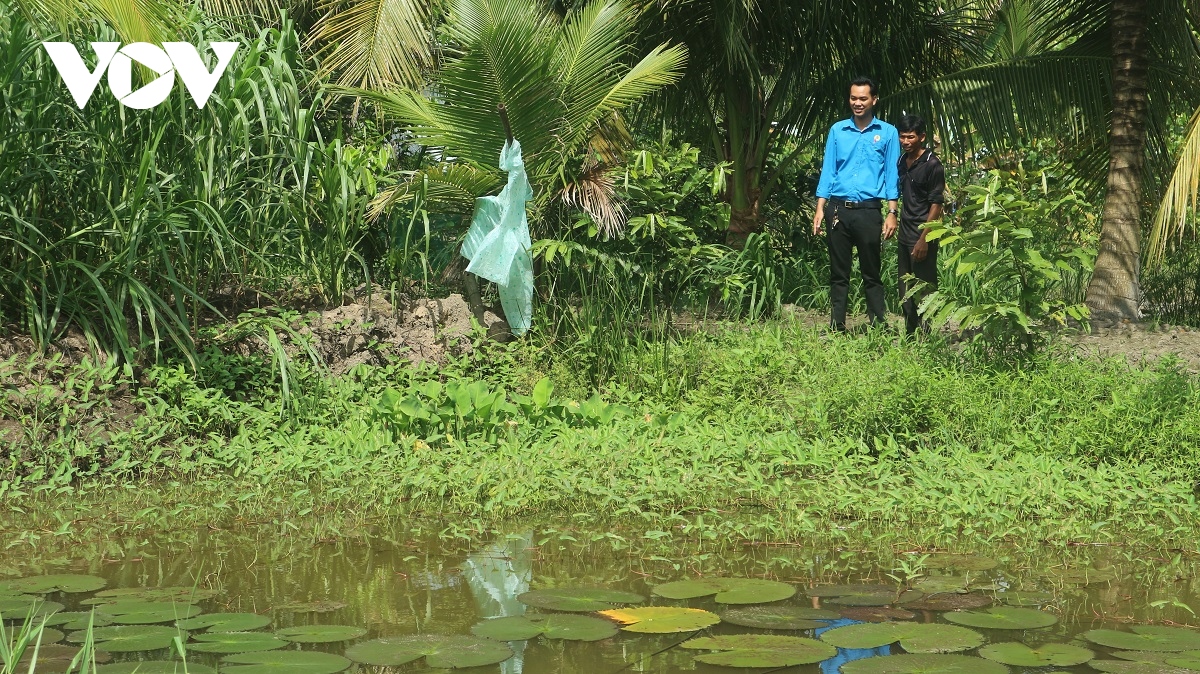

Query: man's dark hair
[896,114,926,135]
[849,76,877,97]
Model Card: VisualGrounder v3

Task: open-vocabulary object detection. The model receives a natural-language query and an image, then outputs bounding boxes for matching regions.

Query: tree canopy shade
[360,0,687,235]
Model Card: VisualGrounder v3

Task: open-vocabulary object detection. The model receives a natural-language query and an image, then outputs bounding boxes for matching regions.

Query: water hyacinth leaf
[906,593,993,611]
[42,611,114,630]
[842,653,1010,674]
[275,624,368,643]
[998,591,1055,606]
[914,577,969,594]
[272,600,347,613]
[925,554,999,571]
[1165,651,1200,670]
[838,607,916,622]
[96,663,217,674]
[470,614,617,641]
[1090,661,1192,674]
[944,606,1058,629]
[347,634,513,668]
[188,631,290,653]
[652,578,796,604]
[95,587,219,602]
[681,634,837,667]
[722,606,840,630]
[1082,627,1200,652]
[517,588,644,612]
[9,575,107,594]
[979,642,1095,666]
[177,613,272,632]
[819,622,984,653]
[221,651,353,673]
[71,625,181,652]
[0,597,64,618]
[597,607,721,633]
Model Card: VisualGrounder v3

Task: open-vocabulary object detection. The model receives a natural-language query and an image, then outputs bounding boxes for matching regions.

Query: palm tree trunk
[1085,0,1149,321]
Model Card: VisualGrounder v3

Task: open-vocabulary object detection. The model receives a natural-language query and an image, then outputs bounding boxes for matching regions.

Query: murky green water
[3,523,1200,673]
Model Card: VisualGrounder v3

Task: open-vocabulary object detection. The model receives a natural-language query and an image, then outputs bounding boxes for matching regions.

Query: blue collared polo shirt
[815,117,900,202]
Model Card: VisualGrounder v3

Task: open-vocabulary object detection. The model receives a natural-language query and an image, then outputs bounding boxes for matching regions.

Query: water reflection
[464,532,533,674]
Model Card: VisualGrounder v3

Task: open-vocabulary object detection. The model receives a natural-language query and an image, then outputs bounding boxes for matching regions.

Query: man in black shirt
[896,114,945,336]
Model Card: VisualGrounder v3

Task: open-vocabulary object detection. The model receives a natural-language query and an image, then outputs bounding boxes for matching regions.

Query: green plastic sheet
[462,140,533,335]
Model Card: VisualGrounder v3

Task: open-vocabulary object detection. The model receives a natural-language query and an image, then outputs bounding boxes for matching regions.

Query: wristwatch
[887,208,898,215]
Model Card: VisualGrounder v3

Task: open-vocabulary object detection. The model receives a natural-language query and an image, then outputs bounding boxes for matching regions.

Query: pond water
[2,523,1199,673]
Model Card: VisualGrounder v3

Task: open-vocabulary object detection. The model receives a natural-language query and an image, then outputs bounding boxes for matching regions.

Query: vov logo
[42,42,239,109]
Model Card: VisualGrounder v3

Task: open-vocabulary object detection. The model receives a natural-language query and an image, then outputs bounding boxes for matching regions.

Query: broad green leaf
[1091,661,1192,674]
[842,654,1010,674]
[346,634,513,668]
[470,614,617,641]
[221,651,352,673]
[97,663,217,674]
[177,613,271,632]
[819,622,984,653]
[914,577,969,594]
[838,607,917,623]
[597,606,721,633]
[275,624,368,643]
[93,587,219,602]
[1166,651,1200,670]
[517,588,644,612]
[188,631,289,653]
[721,606,839,630]
[1082,627,1200,652]
[980,642,1094,666]
[944,606,1057,629]
[997,591,1054,606]
[9,574,107,593]
[42,611,114,630]
[0,597,64,619]
[906,593,992,611]
[681,634,836,667]
[653,578,795,604]
[70,625,181,652]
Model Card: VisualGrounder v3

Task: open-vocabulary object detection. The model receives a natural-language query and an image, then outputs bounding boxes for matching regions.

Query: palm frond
[559,164,626,237]
[307,0,430,89]
[369,163,502,219]
[1147,105,1200,263]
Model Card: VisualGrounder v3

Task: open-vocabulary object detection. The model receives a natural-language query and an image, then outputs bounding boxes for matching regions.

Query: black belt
[829,197,882,209]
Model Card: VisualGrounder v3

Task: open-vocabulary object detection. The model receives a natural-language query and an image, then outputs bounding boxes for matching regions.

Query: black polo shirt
[897,148,945,246]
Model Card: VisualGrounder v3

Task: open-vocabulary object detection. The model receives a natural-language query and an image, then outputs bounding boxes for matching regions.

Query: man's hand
[812,209,825,236]
[883,213,897,240]
[912,237,929,262]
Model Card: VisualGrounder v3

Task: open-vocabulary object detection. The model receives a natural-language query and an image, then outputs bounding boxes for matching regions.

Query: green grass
[4,317,1200,549]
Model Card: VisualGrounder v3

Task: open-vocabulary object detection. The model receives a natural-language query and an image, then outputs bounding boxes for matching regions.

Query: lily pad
[96,663,217,674]
[70,625,181,652]
[906,593,993,611]
[979,642,1095,666]
[1166,651,1200,670]
[9,574,107,594]
[347,634,513,668]
[914,577,969,594]
[222,651,352,673]
[42,610,114,630]
[471,614,617,641]
[17,644,111,673]
[838,607,916,622]
[1091,661,1192,674]
[597,606,721,633]
[842,654,1010,674]
[722,606,840,630]
[1112,651,1179,663]
[997,591,1054,606]
[681,634,837,667]
[176,613,271,632]
[272,600,346,613]
[188,631,289,653]
[94,587,219,602]
[820,622,984,653]
[517,588,644,612]
[944,606,1058,629]
[99,601,202,625]
[924,554,999,571]
[0,597,64,618]
[808,583,894,597]
[653,578,796,604]
[275,624,369,643]
[807,584,922,606]
[1082,627,1200,652]
[1052,567,1118,585]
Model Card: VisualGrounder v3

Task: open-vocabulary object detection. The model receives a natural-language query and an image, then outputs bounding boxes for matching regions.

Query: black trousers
[826,202,885,329]
[897,238,939,335]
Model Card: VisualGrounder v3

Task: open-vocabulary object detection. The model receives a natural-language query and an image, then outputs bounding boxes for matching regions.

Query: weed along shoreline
[5,317,1200,555]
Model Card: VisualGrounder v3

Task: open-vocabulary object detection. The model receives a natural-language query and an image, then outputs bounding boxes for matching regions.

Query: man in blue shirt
[812,77,901,331]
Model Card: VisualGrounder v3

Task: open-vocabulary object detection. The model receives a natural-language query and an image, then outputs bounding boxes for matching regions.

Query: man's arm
[882,129,900,239]
[912,160,946,261]
[813,130,837,235]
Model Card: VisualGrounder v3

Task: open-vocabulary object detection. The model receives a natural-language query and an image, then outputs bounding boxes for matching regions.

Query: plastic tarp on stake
[462,140,533,336]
